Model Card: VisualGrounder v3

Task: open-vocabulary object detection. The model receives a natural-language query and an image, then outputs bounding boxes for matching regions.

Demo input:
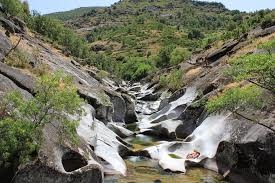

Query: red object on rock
[186,151,200,159]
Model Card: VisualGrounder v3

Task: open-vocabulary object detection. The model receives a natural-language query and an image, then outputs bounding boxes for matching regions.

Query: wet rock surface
[0,16,275,183]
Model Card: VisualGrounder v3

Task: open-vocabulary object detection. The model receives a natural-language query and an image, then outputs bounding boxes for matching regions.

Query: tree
[227,53,275,93]
[206,85,263,114]
[155,45,176,68]
[0,72,84,166]
[170,47,191,65]
[119,57,154,81]
[0,0,29,18]
[188,29,204,39]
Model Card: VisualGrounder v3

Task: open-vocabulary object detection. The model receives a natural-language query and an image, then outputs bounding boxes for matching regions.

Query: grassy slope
[46,0,275,81]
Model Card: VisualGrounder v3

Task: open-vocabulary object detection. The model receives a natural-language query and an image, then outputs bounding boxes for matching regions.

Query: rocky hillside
[0,1,274,183]
[46,0,275,81]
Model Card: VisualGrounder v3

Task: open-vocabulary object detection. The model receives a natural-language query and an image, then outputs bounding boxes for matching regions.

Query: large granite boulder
[77,105,133,176]
[107,122,135,138]
[14,106,104,183]
[105,89,126,123]
[143,113,275,183]
[78,87,113,123]
[122,94,138,123]
[0,31,12,60]
[0,74,32,99]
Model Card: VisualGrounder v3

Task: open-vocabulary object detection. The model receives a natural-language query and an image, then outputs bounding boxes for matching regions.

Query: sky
[27,0,275,15]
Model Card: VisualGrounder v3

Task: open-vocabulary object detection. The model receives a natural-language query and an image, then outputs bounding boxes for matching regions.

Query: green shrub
[0,0,29,18]
[28,14,89,59]
[170,47,191,65]
[155,45,176,68]
[257,39,275,55]
[206,85,263,113]
[188,29,204,39]
[119,57,155,81]
[0,72,84,167]
[227,53,275,93]
[5,49,30,69]
[159,69,184,91]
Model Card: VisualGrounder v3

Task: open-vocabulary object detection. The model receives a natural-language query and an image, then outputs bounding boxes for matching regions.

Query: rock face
[122,94,137,123]
[107,123,135,138]
[78,88,113,123]
[0,62,35,94]
[143,113,275,182]
[0,31,12,60]
[15,163,103,183]
[14,120,104,183]
[206,39,239,63]
[77,105,133,176]
[105,89,127,123]
[0,74,32,99]
[215,132,275,183]
[0,17,140,183]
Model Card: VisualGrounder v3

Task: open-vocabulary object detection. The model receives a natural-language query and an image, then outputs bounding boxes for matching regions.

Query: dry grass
[5,49,31,69]
[185,67,202,78]
[230,33,275,61]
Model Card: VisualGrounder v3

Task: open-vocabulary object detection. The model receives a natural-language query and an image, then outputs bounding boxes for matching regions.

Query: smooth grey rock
[0,62,35,94]
[78,87,113,123]
[107,123,135,138]
[122,94,137,123]
[0,31,12,60]
[0,74,32,99]
[105,89,126,123]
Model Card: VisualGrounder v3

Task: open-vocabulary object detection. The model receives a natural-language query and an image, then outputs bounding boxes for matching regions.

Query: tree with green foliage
[28,13,89,59]
[0,0,28,17]
[118,57,155,81]
[227,53,275,93]
[170,47,191,65]
[155,45,176,68]
[0,72,83,167]
[206,85,263,113]
[159,69,184,91]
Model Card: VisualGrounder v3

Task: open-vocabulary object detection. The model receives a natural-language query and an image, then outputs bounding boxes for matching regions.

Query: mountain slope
[46,0,275,81]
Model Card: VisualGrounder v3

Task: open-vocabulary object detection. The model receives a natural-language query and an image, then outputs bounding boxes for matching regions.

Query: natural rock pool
[104,135,227,183]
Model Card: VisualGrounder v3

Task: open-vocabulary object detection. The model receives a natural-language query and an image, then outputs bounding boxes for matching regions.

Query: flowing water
[104,135,226,183]
[103,83,229,183]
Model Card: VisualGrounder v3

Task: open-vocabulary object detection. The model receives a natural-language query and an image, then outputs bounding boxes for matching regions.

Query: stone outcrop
[78,87,113,123]
[122,94,137,123]
[0,31,12,60]
[0,62,35,94]
[107,123,135,138]
[105,89,127,123]
[14,118,104,183]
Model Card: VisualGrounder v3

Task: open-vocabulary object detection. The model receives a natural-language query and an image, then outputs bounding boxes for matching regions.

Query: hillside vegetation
[46,0,275,81]
[0,1,274,182]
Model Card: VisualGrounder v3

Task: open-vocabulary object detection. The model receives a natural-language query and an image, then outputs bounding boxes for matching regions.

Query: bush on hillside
[0,72,83,167]
[170,47,191,65]
[159,69,184,91]
[119,57,155,81]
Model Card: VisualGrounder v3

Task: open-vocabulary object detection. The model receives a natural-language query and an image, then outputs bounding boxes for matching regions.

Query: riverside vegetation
[0,0,275,182]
